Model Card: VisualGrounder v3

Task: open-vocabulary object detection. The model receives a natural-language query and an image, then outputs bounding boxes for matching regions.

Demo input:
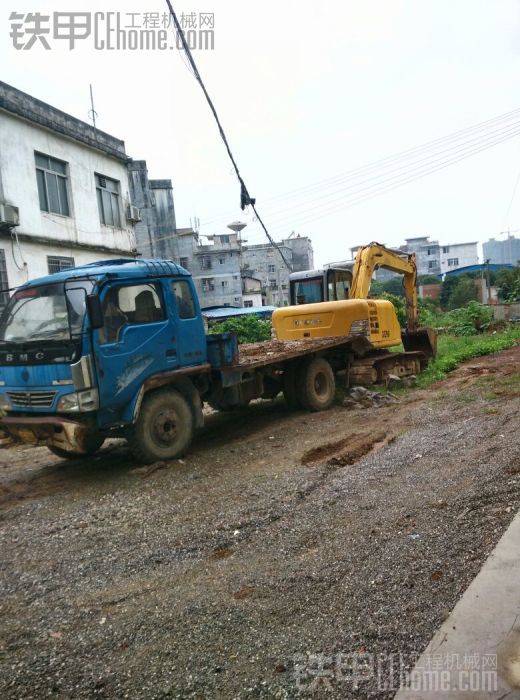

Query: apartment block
[483,235,520,266]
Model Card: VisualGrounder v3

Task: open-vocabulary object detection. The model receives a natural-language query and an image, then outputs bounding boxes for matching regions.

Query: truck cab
[0,259,210,461]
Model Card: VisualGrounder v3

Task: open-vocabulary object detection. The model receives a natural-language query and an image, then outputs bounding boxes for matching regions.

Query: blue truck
[0,258,375,463]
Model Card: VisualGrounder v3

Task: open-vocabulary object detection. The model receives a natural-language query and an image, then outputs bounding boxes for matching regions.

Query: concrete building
[241,275,265,307]
[439,241,479,274]
[170,229,244,307]
[193,232,243,307]
[402,236,442,276]
[483,235,520,267]
[402,236,478,277]
[0,80,139,308]
[241,235,314,306]
[128,162,177,259]
[170,229,314,308]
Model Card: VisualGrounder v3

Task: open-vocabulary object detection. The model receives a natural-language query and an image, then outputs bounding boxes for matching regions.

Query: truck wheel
[283,363,303,409]
[296,358,336,411]
[128,389,193,463]
[47,433,105,460]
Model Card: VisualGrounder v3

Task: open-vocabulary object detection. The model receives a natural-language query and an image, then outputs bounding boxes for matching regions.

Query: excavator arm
[350,243,418,332]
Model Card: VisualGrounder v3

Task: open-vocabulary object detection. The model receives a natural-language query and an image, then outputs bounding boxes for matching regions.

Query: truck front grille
[7,391,57,408]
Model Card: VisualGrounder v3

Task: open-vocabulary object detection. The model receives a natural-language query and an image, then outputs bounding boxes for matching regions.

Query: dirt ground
[1,346,519,699]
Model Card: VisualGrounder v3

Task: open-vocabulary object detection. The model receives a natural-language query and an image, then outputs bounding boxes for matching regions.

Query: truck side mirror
[86,294,104,330]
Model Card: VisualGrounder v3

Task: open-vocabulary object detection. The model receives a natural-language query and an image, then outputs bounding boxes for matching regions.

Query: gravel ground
[0,346,519,699]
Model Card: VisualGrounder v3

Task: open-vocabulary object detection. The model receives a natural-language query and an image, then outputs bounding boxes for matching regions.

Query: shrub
[440,301,494,336]
[209,315,272,344]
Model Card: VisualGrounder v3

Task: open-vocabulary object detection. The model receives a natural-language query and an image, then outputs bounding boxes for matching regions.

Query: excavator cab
[290,265,353,305]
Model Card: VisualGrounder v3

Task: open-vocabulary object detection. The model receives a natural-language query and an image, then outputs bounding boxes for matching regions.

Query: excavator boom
[350,243,418,332]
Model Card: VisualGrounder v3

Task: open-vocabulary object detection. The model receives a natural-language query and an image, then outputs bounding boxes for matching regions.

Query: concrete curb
[395,511,520,699]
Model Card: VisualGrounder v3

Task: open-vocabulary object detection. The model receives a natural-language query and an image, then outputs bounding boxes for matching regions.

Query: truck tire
[128,388,194,463]
[47,433,105,460]
[296,357,335,411]
[283,363,303,409]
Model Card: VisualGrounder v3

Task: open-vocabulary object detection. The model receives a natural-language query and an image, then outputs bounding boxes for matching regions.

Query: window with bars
[35,152,70,216]
[47,255,75,274]
[201,278,215,292]
[96,174,121,227]
[0,249,9,312]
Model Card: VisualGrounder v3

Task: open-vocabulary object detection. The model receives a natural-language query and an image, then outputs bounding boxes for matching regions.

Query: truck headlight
[58,388,99,413]
[0,393,11,411]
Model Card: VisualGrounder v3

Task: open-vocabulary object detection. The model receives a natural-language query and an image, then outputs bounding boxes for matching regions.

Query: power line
[243,118,520,226]
[164,0,292,270]
[257,121,520,231]
[200,106,520,228]
[262,127,520,233]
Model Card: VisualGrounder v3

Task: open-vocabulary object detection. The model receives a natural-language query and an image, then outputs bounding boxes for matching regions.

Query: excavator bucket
[401,327,437,360]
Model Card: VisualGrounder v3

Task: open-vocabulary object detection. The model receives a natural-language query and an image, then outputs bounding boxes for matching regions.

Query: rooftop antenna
[88,83,98,131]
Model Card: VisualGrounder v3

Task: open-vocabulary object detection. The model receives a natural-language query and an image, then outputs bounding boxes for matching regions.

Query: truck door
[94,281,175,410]
[168,279,207,366]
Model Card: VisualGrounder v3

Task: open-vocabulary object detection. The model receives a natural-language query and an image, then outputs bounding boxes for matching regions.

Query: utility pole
[484,258,491,303]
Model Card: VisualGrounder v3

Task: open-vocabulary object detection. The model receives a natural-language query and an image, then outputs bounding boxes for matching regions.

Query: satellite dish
[227,221,247,234]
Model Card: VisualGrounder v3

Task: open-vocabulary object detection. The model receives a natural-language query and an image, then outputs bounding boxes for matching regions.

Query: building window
[47,255,75,274]
[179,257,189,270]
[244,300,253,308]
[447,258,459,267]
[428,261,435,269]
[270,279,277,289]
[96,174,121,227]
[201,278,215,292]
[35,152,70,216]
[442,246,449,254]
[221,280,228,288]
[200,256,212,270]
[427,248,434,255]
[219,257,225,264]
[220,235,230,243]
[0,249,9,311]
[268,264,276,272]
[171,280,196,319]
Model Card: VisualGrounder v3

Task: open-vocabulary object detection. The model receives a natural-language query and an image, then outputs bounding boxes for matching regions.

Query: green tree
[439,276,459,310]
[447,277,478,310]
[418,274,442,284]
[496,267,520,302]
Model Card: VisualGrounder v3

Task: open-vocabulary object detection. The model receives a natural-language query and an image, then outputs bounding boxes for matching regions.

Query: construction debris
[342,385,400,410]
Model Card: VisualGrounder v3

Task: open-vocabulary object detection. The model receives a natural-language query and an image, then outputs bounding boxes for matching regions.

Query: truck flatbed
[236,335,362,370]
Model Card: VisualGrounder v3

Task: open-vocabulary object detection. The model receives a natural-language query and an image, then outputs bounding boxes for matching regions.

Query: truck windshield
[0,281,93,344]
[292,277,324,305]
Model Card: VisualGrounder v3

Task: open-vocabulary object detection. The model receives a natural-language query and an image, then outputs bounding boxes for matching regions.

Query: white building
[241,275,264,307]
[439,241,479,274]
[0,81,138,309]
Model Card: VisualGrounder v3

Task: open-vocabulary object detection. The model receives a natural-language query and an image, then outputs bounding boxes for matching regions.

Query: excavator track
[349,350,425,386]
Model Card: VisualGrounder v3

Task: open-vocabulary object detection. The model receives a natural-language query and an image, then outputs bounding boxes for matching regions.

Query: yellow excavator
[272,242,437,385]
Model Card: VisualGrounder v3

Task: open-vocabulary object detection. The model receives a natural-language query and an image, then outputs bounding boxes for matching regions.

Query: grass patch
[417,327,520,388]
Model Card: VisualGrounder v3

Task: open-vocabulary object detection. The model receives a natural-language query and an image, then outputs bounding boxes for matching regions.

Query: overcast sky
[2,0,520,265]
